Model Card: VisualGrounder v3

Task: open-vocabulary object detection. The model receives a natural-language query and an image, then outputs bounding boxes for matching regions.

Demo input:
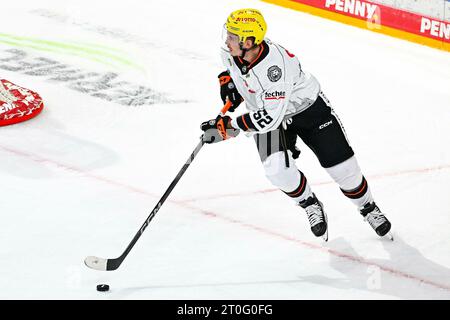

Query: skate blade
[322,230,329,242]
[385,232,394,241]
[322,209,329,242]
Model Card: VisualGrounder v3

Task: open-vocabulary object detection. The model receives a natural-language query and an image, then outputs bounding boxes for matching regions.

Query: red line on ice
[1,144,450,292]
[177,164,450,203]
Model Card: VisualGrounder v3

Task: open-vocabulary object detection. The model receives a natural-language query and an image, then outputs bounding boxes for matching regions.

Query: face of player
[224,31,243,57]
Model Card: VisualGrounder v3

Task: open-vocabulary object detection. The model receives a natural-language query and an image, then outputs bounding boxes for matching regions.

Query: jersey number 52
[253,109,273,129]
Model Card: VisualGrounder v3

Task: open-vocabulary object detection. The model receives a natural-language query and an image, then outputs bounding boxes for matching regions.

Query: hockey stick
[84,101,232,271]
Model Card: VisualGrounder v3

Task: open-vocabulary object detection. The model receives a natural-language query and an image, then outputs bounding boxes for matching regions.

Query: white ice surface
[0,0,449,299]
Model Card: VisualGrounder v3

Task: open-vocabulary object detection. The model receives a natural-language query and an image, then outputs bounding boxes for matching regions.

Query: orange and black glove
[200,115,239,144]
[218,71,243,112]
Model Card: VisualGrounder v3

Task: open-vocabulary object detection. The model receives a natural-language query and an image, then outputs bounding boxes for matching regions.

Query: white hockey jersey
[221,39,321,134]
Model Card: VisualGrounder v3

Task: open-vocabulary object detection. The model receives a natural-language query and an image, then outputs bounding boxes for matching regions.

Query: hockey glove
[218,71,243,112]
[200,115,240,144]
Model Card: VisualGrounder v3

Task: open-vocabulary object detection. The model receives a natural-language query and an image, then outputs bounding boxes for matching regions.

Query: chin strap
[239,43,248,58]
[239,42,259,58]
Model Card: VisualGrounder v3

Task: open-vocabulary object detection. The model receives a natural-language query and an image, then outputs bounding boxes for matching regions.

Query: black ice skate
[360,202,393,240]
[299,194,328,241]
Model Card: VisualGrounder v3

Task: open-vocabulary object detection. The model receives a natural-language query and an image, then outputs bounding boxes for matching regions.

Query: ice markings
[0,48,185,106]
[30,9,209,62]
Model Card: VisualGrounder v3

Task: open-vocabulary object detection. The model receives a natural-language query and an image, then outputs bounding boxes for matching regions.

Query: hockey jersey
[221,39,320,134]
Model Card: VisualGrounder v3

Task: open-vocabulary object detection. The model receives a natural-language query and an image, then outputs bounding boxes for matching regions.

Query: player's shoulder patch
[267,65,282,82]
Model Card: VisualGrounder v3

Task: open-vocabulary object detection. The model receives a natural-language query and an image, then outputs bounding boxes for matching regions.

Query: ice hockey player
[200,8,392,241]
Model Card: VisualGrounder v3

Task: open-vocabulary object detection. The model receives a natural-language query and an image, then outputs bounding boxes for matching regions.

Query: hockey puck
[96,284,110,292]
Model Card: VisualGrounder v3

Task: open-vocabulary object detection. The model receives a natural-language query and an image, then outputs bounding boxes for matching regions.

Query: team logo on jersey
[267,65,282,82]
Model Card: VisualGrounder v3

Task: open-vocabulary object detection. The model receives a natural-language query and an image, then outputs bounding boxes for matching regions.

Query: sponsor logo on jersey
[319,120,333,130]
[267,65,282,82]
[264,91,285,100]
